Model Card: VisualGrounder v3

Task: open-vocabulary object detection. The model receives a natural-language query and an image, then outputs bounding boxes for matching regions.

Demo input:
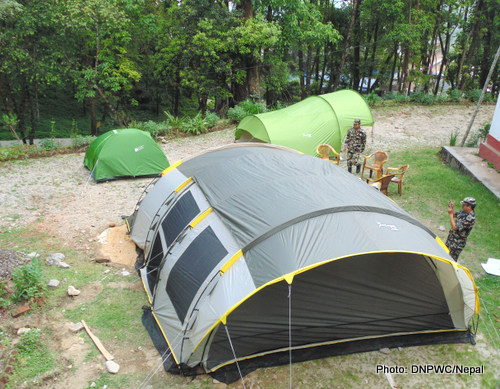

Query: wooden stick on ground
[81,320,114,361]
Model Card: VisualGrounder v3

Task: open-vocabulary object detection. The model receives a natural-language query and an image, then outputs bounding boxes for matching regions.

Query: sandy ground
[0,104,497,388]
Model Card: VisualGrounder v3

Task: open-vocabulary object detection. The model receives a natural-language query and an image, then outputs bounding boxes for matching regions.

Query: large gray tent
[126,144,478,382]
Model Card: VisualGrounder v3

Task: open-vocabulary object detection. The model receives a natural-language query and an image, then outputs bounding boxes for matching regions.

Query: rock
[67,286,81,296]
[109,223,116,228]
[69,322,84,333]
[379,347,391,354]
[17,328,31,335]
[46,253,70,268]
[11,305,31,318]
[121,269,130,277]
[105,360,120,374]
[28,252,40,258]
[438,225,446,232]
[48,279,60,288]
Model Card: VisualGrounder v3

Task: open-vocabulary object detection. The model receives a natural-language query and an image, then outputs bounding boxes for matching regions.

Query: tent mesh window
[162,191,200,247]
[147,234,164,294]
[166,226,228,323]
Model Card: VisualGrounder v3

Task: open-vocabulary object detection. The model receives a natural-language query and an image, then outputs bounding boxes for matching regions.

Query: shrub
[164,111,185,132]
[11,258,45,303]
[183,112,207,135]
[446,89,463,102]
[204,112,220,128]
[227,105,248,122]
[393,94,410,104]
[71,135,95,149]
[363,91,381,107]
[131,120,170,138]
[410,91,434,105]
[227,99,267,123]
[449,130,459,146]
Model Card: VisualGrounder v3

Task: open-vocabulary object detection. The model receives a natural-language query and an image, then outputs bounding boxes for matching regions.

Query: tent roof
[235,90,374,155]
[83,128,169,182]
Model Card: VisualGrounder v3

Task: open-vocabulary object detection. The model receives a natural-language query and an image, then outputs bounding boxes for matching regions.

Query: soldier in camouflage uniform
[343,118,366,174]
[445,197,476,261]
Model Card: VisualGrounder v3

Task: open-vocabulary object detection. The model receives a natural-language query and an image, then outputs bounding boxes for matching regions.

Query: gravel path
[0,104,495,256]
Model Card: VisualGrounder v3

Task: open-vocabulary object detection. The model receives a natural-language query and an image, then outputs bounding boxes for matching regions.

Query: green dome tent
[126,144,478,383]
[235,89,374,155]
[83,128,169,182]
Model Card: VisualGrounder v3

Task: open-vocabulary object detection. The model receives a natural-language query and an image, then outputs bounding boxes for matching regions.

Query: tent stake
[224,324,246,389]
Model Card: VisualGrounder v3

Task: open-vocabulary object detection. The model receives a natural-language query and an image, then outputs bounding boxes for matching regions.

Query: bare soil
[0,104,497,388]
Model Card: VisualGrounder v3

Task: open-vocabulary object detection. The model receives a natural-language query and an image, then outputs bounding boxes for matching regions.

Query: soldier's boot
[356,164,361,174]
[347,165,352,173]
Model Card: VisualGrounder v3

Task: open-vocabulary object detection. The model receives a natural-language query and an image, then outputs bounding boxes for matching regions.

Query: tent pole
[224,324,247,389]
[288,284,293,389]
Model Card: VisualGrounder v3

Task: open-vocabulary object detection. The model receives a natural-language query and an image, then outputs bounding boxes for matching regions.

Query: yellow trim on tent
[125,218,131,233]
[190,208,212,229]
[435,236,449,253]
[174,177,193,193]
[456,264,480,314]
[141,276,153,306]
[206,328,468,373]
[220,250,243,274]
[162,160,181,176]
[191,250,474,356]
[151,310,181,366]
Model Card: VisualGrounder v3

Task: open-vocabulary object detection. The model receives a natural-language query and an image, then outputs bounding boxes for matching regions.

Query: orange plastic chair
[316,144,340,165]
[386,164,409,196]
[366,174,395,196]
[361,151,389,180]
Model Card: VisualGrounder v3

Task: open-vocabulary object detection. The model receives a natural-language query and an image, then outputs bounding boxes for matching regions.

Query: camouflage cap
[354,118,361,125]
[460,197,476,207]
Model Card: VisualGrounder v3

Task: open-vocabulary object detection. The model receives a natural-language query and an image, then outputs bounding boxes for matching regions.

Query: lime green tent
[235,90,374,155]
[84,128,169,182]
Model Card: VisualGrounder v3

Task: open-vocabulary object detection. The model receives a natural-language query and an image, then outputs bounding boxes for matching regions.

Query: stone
[94,257,110,263]
[67,286,81,296]
[379,348,391,354]
[46,253,70,268]
[438,225,447,232]
[48,279,60,288]
[11,305,31,318]
[105,360,120,374]
[17,328,31,335]
[69,322,84,333]
[109,223,116,228]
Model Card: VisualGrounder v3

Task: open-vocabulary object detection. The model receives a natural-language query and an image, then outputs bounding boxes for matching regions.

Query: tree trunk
[333,0,360,91]
[89,97,97,136]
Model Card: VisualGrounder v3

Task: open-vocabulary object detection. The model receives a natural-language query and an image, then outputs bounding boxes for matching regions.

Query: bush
[204,112,220,128]
[71,135,95,149]
[363,91,381,107]
[164,111,185,132]
[393,94,410,104]
[183,112,207,135]
[227,105,249,123]
[131,120,170,138]
[446,89,463,102]
[227,99,267,123]
[11,259,45,303]
[410,91,435,105]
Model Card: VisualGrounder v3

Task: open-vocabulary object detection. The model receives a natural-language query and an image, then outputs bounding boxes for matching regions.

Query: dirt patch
[97,225,137,268]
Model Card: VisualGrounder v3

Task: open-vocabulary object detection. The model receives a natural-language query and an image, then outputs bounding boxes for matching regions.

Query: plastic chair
[366,174,395,195]
[386,164,409,196]
[316,144,340,165]
[361,151,389,180]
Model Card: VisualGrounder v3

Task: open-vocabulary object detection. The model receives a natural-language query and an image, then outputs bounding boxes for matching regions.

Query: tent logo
[302,133,312,138]
[377,221,399,231]
[134,145,145,152]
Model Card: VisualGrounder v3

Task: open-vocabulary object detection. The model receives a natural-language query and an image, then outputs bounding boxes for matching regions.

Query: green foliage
[182,112,207,135]
[131,120,170,138]
[410,91,435,105]
[363,92,381,107]
[449,130,459,146]
[446,89,463,103]
[163,111,185,132]
[465,89,494,103]
[227,99,267,123]
[204,112,219,128]
[71,134,95,149]
[11,258,45,303]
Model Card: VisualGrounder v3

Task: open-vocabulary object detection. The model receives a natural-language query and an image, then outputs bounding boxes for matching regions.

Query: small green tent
[235,90,374,155]
[83,128,169,182]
